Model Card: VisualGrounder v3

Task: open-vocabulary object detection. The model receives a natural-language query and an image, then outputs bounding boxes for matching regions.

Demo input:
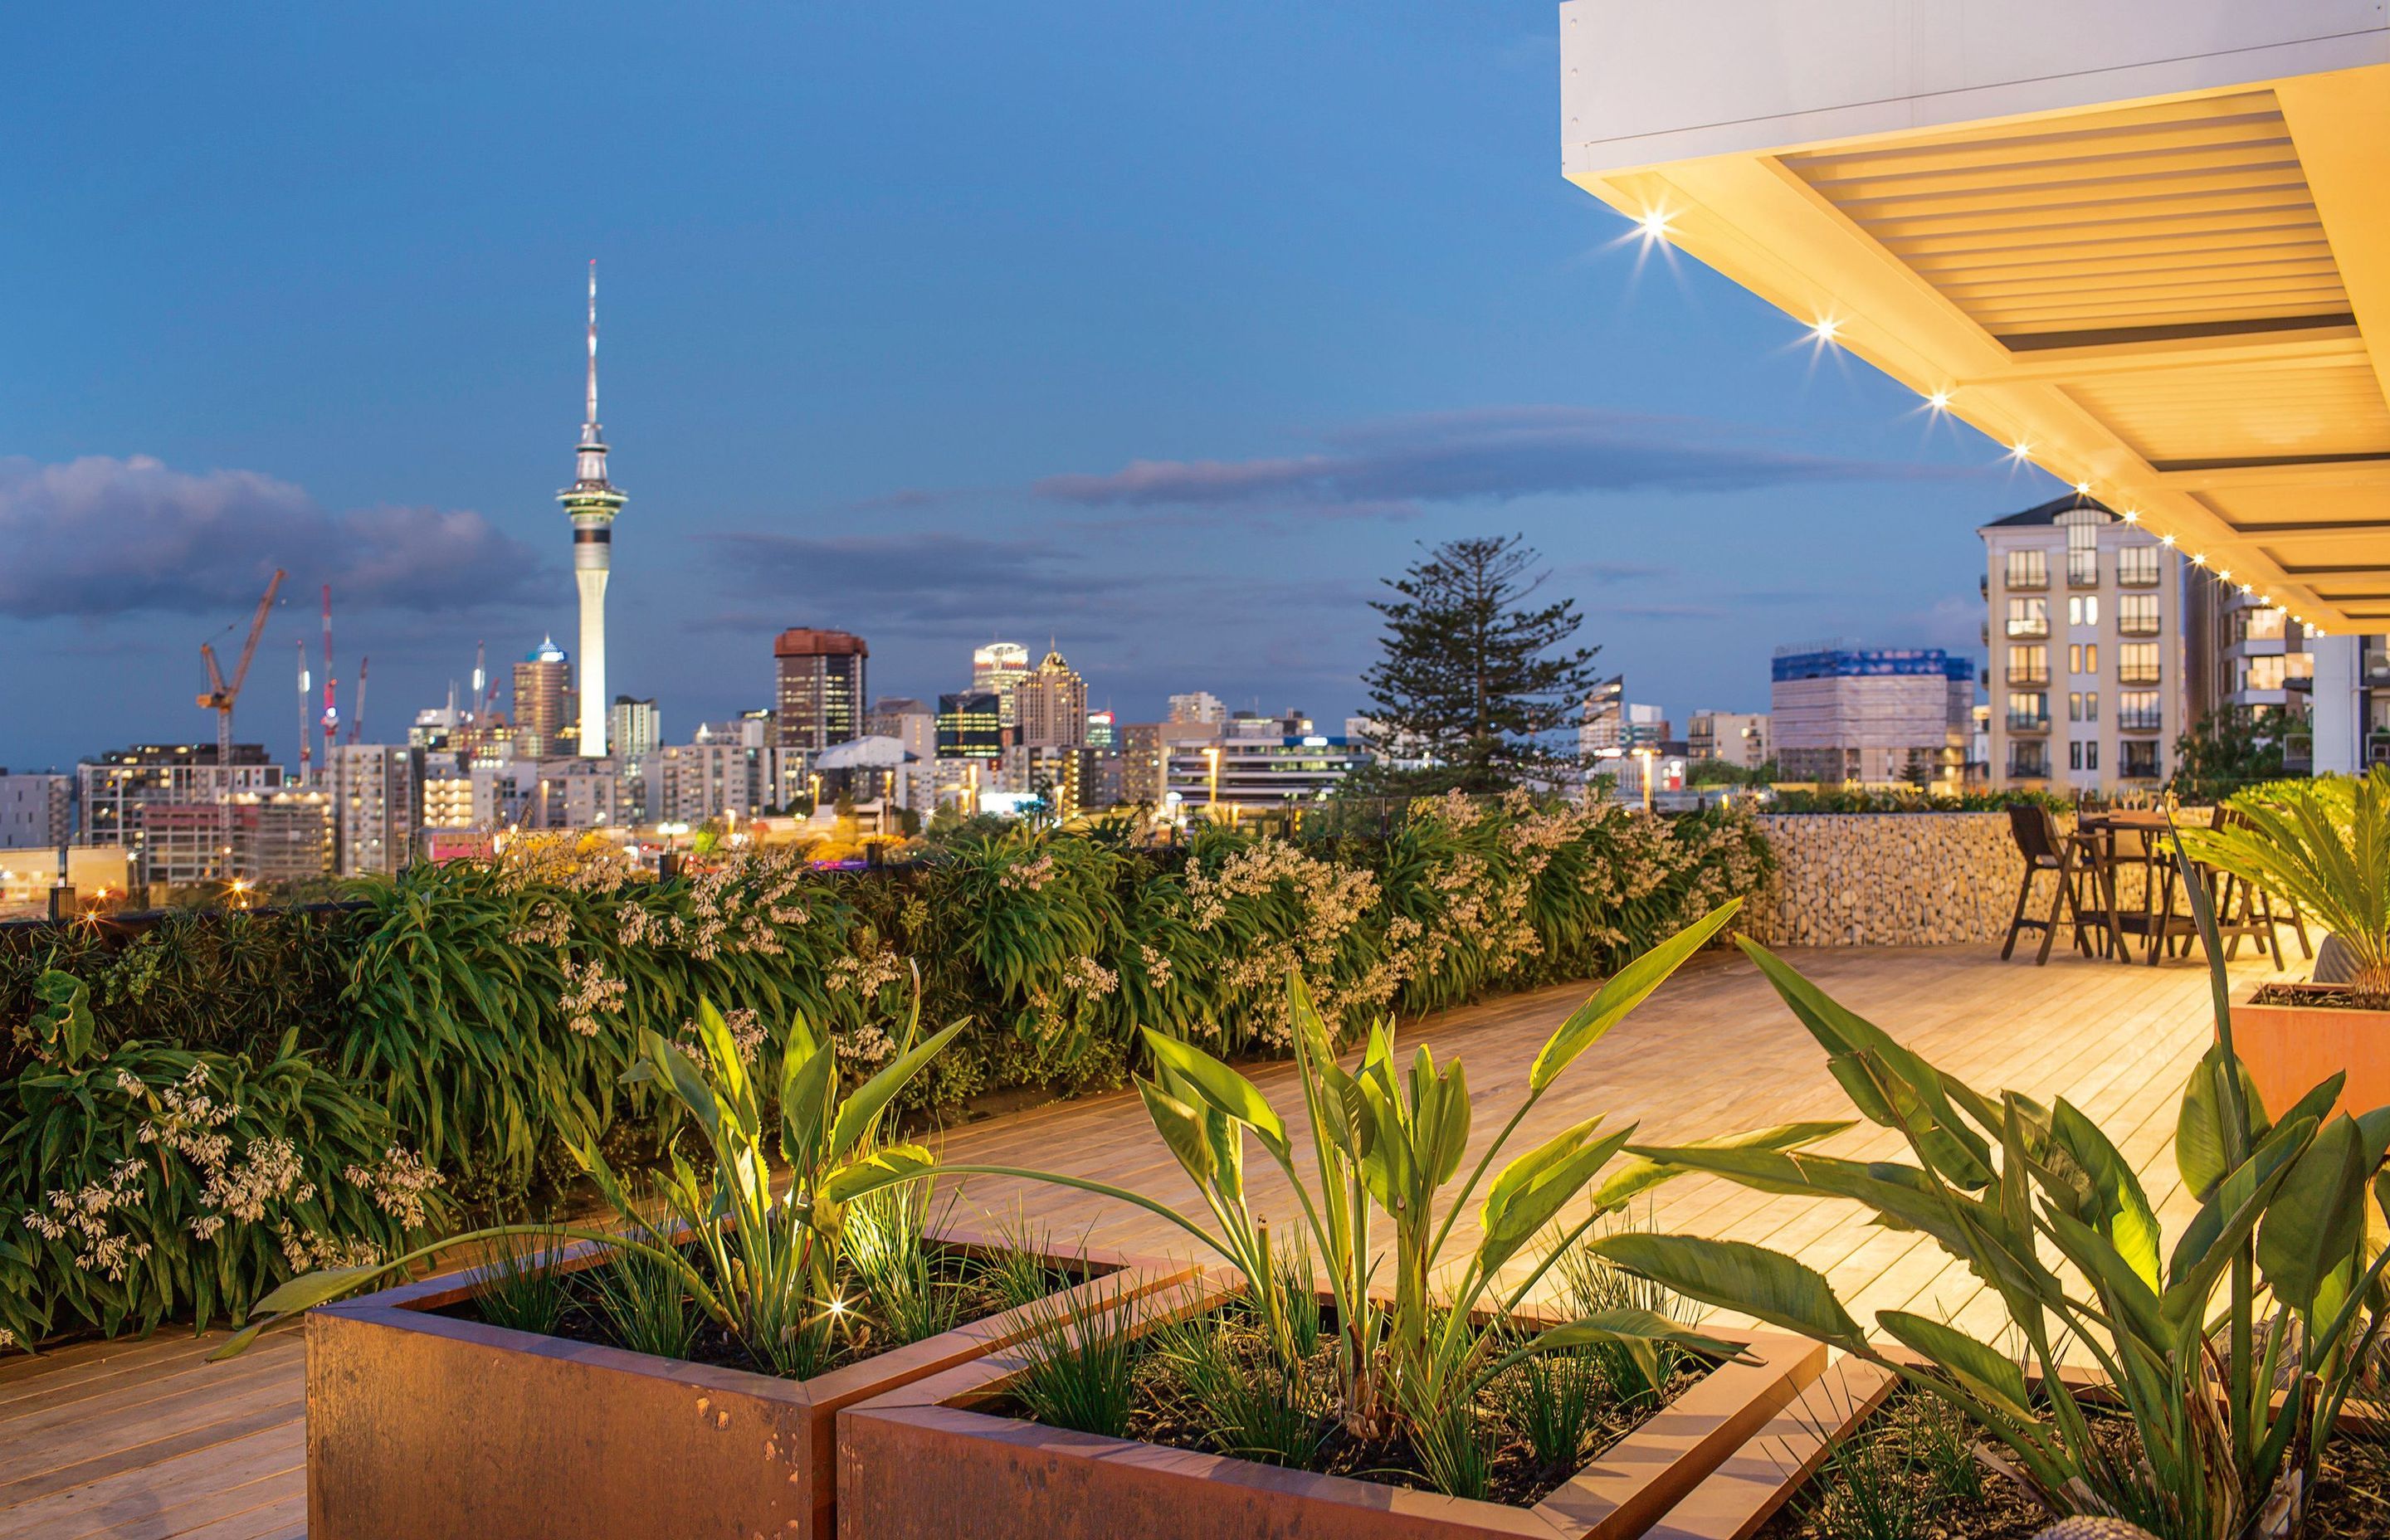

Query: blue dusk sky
[0,3,2060,770]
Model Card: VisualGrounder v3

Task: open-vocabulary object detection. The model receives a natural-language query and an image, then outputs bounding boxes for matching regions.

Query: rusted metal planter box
[2232,984,2390,1123]
[836,1271,1829,1540]
[306,1233,1193,1540]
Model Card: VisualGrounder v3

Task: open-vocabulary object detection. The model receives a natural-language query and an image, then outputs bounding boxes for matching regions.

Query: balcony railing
[2118,667,2162,685]
[2007,620,2051,640]
[2007,711,2051,733]
[2118,710,2164,733]
[2067,555,2099,587]
[2119,618,2160,637]
[2005,564,2048,592]
[2008,758,2051,780]
[2007,668,2050,687]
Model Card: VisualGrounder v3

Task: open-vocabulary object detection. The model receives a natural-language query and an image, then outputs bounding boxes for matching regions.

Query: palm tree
[2180,765,2390,996]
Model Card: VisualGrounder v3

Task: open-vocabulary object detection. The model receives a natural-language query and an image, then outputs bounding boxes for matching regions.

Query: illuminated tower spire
[559,260,627,758]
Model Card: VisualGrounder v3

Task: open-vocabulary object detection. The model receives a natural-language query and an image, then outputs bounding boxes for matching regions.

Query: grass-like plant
[2179,764,2390,996]
[1150,1312,1326,1468]
[469,1227,569,1337]
[1592,844,2390,1540]
[1008,1275,1144,1439]
[1491,1333,1603,1473]
[586,1224,695,1361]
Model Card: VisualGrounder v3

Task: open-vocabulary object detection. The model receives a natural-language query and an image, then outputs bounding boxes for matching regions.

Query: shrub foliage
[0,792,1768,1348]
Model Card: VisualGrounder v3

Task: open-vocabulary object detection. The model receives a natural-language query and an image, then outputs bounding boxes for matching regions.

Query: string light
[1810,315,1842,344]
[2120,508,2140,524]
[2073,480,2091,496]
[2007,438,2034,463]
[1924,387,1952,412]
[2190,552,2205,566]
[2160,533,2176,548]
[1636,208,1673,243]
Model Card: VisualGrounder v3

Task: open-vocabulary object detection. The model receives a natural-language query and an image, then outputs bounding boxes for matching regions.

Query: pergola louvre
[1560,4,2390,631]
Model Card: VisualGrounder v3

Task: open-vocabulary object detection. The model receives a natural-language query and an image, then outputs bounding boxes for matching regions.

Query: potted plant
[839,900,1854,1539]
[1579,860,2390,1538]
[231,992,1191,1540]
[2180,765,2390,1119]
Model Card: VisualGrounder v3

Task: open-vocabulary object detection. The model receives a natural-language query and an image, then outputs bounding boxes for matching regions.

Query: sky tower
[560,260,627,758]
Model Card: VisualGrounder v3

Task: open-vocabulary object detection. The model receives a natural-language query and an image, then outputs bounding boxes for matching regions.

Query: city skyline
[0,4,2061,772]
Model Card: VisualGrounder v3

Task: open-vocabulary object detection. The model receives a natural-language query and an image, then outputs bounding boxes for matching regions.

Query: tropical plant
[1008,1275,1144,1439]
[2179,765,2390,997]
[1591,849,2390,1540]
[937,898,1841,1445]
[217,991,957,1365]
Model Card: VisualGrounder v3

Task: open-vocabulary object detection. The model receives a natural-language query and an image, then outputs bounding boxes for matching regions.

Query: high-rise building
[137,792,331,888]
[473,759,624,831]
[558,262,627,760]
[1085,710,1117,750]
[935,691,1003,761]
[973,642,1032,727]
[327,744,424,876]
[0,772,71,850]
[773,629,869,753]
[514,638,573,758]
[1167,691,1226,726]
[1980,493,2181,792]
[653,742,787,826]
[1015,648,1089,748]
[2185,584,2315,737]
[610,695,663,822]
[1770,644,1973,790]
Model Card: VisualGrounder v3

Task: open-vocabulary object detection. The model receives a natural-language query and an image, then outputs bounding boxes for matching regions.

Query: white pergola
[1560,1,2388,686]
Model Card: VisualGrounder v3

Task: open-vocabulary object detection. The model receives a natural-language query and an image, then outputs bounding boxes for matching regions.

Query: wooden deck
[0,940,2293,1538]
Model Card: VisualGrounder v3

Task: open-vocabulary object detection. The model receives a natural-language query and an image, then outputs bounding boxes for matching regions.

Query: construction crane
[347,657,369,745]
[198,570,285,766]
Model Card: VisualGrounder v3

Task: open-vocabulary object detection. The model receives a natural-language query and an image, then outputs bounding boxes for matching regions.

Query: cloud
[0,455,552,620]
[1034,405,1988,517]
[705,531,1152,633]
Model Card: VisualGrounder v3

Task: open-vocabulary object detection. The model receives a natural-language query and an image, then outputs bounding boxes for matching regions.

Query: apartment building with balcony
[1982,493,2181,794]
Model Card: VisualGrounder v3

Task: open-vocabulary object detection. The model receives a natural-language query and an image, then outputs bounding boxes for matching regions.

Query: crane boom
[195,569,285,766]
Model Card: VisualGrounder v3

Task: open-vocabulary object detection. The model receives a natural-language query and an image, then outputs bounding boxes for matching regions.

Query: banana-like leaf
[1876,1311,2033,1419]
[1140,1028,1290,1157]
[2255,1112,2368,1313]
[779,1038,836,1172]
[1137,1075,1219,1195]
[1477,1128,1636,1276]
[820,1143,937,1209]
[2176,1045,2290,1201]
[830,1017,968,1162]
[207,1262,392,1359]
[1587,1232,1867,1352]
[1588,1121,1852,1212]
[1415,1050,1471,1188]
[2046,1099,2161,1289]
[2163,1119,2313,1336]
[1485,1117,1606,1223]
[1530,899,1742,1092]
[1622,1143,1966,1253]
[1525,1306,1755,1365]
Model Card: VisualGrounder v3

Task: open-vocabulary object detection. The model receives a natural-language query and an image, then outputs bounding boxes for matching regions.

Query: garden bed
[305,1226,1195,1540]
[836,1270,1829,1540]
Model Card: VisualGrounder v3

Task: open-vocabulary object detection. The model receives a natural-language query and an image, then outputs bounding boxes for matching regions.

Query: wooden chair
[2145,807,2278,967]
[2002,805,2098,965]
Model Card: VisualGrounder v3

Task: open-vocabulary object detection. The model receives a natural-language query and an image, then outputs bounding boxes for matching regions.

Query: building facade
[1981,494,2181,793]
[1163,714,1368,813]
[773,628,869,753]
[653,743,785,826]
[135,793,331,888]
[1770,646,1972,789]
[1167,691,1226,726]
[1118,723,1167,807]
[0,772,71,850]
[327,743,424,876]
[1685,712,1771,770]
[76,745,286,875]
[935,691,1003,763]
[865,697,938,816]
[972,642,1032,727]
[513,638,573,758]
[1014,649,1089,748]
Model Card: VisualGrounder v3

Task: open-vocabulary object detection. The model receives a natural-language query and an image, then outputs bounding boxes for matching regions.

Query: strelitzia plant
[939,898,1846,1440]
[1591,842,2390,1540]
[215,991,958,1365]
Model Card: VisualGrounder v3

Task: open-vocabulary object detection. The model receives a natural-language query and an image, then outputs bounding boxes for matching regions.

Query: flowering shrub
[0,1026,438,1347]
[0,799,1769,1346]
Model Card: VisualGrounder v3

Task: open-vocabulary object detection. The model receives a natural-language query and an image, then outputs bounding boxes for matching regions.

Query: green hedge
[0,793,1769,1348]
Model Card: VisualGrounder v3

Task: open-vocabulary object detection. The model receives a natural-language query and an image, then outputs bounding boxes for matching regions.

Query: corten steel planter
[2231,984,2390,1123]
[305,1230,1197,1540]
[836,1271,1831,1540]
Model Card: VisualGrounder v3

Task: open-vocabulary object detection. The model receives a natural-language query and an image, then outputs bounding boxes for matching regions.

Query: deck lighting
[1810,314,1841,344]
[1636,208,1673,243]
[2120,507,2140,524]
[2159,533,2176,548]
[1924,387,1951,412]
[2191,552,2205,566]
[2217,568,2231,582]
[2073,480,2091,496]
[2007,439,2033,463]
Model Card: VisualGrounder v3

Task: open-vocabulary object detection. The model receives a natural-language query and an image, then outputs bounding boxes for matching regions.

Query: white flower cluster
[997,852,1057,893]
[1137,943,1173,990]
[646,852,814,962]
[557,955,627,1037]
[721,1006,767,1061]
[494,831,633,895]
[343,1146,441,1231]
[198,1135,313,1223]
[136,1063,237,1171]
[828,943,907,999]
[276,1219,383,1273]
[508,899,573,948]
[24,1158,154,1280]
